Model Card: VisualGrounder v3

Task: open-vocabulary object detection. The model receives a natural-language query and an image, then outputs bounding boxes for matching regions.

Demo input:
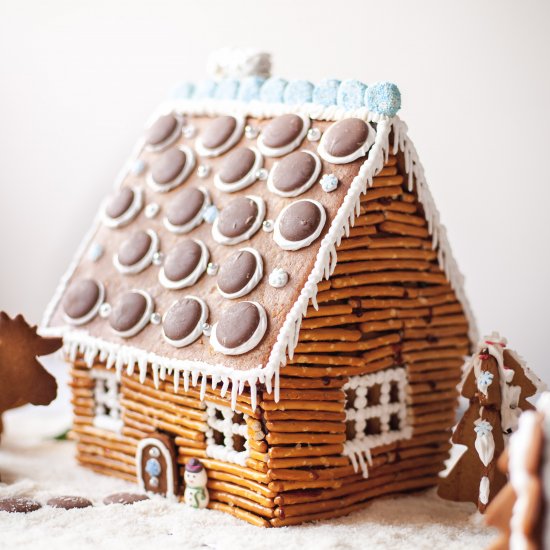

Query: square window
[91,369,122,433]
[205,403,250,466]
[343,367,411,477]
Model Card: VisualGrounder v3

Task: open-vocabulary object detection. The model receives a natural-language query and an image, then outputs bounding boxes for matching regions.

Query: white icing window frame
[343,366,412,477]
[205,402,249,466]
[91,368,123,433]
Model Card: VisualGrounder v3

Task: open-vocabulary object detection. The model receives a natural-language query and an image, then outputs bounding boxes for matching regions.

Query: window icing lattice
[91,368,123,433]
[205,403,249,466]
[343,366,412,478]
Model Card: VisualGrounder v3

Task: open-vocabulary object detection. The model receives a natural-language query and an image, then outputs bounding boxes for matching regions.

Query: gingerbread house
[42,51,478,527]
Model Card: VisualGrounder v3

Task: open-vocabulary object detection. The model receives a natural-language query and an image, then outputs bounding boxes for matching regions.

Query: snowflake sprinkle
[477,370,494,389]
[320,173,339,193]
[474,419,493,437]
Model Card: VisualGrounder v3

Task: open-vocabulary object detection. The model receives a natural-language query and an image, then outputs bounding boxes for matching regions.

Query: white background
[1,0,549,380]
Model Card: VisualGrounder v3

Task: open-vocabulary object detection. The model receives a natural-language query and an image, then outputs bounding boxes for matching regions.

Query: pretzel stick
[371,174,404,188]
[384,211,427,227]
[335,236,372,251]
[407,358,464,372]
[360,187,403,203]
[266,432,346,445]
[338,247,437,263]
[262,388,344,402]
[294,333,400,353]
[278,377,347,390]
[333,259,432,275]
[264,410,346,422]
[84,464,136,484]
[361,200,417,215]
[403,345,469,362]
[207,480,275,508]
[347,225,377,237]
[316,284,406,303]
[121,408,205,441]
[298,328,362,342]
[268,456,350,470]
[331,270,448,289]
[366,236,432,249]
[208,500,271,528]
[207,469,275,499]
[268,444,344,459]
[265,421,345,434]
[193,457,270,484]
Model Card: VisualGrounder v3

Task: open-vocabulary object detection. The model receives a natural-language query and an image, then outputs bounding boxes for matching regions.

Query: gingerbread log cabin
[41,52,478,527]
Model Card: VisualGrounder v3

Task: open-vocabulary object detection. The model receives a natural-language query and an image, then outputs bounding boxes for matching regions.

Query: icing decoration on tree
[485,392,550,550]
[438,332,544,512]
[0,312,61,434]
[184,458,209,509]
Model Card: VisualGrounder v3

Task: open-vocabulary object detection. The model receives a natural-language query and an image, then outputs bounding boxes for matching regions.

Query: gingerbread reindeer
[438,332,544,512]
[0,312,61,434]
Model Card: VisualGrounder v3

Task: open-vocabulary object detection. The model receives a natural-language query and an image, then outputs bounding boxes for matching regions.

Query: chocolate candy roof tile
[42,50,477,410]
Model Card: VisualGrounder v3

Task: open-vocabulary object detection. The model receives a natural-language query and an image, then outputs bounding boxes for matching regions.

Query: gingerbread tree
[0,312,61,434]
[438,332,544,512]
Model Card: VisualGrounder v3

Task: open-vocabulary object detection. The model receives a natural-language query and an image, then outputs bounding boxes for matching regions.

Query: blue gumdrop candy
[193,79,217,99]
[171,81,195,99]
[237,76,265,102]
[337,79,367,110]
[214,79,239,100]
[260,77,288,103]
[365,82,401,117]
[312,79,341,106]
[283,80,314,105]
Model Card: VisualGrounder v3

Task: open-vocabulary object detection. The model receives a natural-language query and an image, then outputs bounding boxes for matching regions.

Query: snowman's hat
[185,458,204,473]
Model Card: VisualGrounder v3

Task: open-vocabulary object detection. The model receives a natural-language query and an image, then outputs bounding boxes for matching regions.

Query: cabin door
[136,433,178,498]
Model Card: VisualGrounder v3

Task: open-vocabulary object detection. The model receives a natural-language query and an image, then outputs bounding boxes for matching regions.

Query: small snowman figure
[184,458,209,509]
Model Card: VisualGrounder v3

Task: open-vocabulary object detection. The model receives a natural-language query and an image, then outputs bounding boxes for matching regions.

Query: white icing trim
[163,187,211,234]
[217,247,264,300]
[317,120,376,164]
[211,195,266,245]
[205,402,250,466]
[479,476,490,506]
[257,114,310,157]
[342,367,412,478]
[162,296,209,348]
[267,150,321,198]
[273,199,326,251]
[113,229,159,275]
[214,147,263,193]
[63,281,105,326]
[147,145,196,193]
[136,436,176,498]
[210,302,267,356]
[474,417,495,467]
[158,239,209,290]
[110,290,154,339]
[101,186,144,228]
[195,116,245,157]
[145,113,184,153]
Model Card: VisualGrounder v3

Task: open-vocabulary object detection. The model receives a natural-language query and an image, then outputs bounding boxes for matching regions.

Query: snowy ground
[0,360,496,550]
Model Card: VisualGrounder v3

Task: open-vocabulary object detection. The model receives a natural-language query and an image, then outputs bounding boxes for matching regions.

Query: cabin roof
[42,67,477,409]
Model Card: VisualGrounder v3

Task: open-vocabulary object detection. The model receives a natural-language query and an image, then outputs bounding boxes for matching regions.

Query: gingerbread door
[136,433,178,498]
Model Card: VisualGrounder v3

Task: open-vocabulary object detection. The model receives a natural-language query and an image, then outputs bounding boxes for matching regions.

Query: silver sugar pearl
[149,476,159,488]
[262,219,274,233]
[145,202,160,218]
[99,303,112,318]
[197,164,211,178]
[307,127,322,142]
[256,168,268,181]
[87,242,104,262]
[150,312,162,325]
[202,323,212,336]
[183,125,197,138]
[245,125,259,139]
[131,158,146,176]
[152,251,164,266]
[207,262,219,276]
[203,204,219,224]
